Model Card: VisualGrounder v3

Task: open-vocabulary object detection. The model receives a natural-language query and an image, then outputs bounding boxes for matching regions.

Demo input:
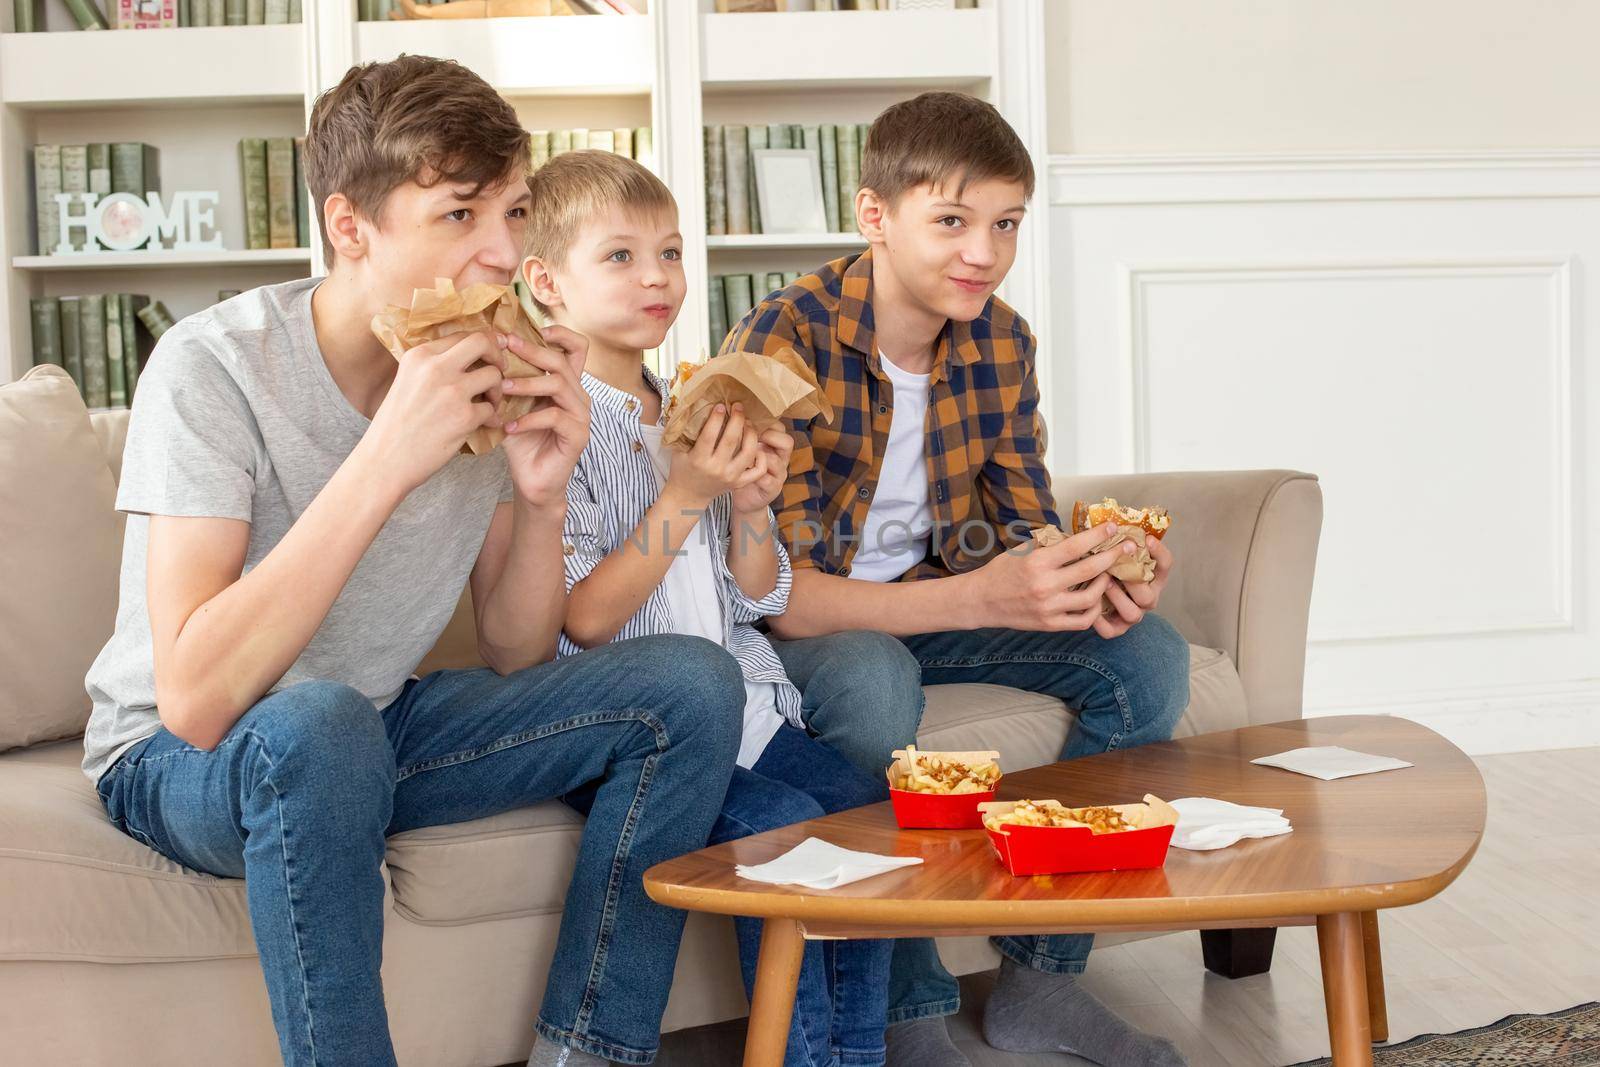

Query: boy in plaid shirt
[724,92,1189,1067]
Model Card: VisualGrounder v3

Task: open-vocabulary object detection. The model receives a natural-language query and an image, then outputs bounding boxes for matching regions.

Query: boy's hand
[364,329,507,497]
[498,325,592,510]
[1092,534,1175,639]
[969,521,1136,632]
[730,427,793,516]
[664,402,762,512]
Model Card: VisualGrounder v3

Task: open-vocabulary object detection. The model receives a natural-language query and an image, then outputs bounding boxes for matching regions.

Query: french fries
[889,746,1002,795]
[980,795,1179,835]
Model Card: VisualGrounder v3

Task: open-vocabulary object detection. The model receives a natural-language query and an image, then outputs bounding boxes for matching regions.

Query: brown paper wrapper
[1033,522,1156,615]
[662,347,834,451]
[370,278,548,456]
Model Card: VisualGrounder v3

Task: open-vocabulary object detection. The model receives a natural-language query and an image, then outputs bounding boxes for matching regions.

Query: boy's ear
[855,187,886,243]
[323,192,367,263]
[521,255,563,310]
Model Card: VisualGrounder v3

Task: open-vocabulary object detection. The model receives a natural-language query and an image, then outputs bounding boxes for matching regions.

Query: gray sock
[885,1015,972,1067]
[526,1035,608,1067]
[982,958,1186,1067]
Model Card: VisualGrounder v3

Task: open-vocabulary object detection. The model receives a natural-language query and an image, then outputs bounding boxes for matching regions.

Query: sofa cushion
[0,644,1245,962]
[0,366,122,753]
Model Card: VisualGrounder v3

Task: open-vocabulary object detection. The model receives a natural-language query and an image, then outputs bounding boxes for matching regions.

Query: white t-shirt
[849,350,935,583]
[639,422,785,768]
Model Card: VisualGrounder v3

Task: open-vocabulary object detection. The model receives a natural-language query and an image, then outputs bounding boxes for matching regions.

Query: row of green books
[29,294,159,411]
[707,270,801,351]
[705,122,868,236]
[12,0,303,31]
[31,142,158,256]
[531,127,655,170]
[239,137,311,250]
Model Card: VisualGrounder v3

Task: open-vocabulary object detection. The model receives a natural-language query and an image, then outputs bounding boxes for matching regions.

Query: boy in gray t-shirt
[84,57,742,1067]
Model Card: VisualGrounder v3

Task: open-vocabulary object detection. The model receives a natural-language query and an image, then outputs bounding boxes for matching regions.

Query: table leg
[1316,912,1373,1067]
[1361,911,1388,1043]
[743,918,806,1067]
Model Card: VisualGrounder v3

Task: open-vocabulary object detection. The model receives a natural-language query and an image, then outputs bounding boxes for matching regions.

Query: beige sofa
[0,365,1323,1066]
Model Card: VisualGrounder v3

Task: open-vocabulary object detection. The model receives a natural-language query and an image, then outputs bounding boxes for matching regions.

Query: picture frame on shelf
[752,148,825,235]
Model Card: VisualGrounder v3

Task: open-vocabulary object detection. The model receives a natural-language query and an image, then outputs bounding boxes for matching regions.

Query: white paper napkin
[1169,797,1293,851]
[1250,746,1413,781]
[734,838,924,890]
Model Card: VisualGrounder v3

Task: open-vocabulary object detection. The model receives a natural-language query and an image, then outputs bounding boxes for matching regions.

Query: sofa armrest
[1049,470,1323,723]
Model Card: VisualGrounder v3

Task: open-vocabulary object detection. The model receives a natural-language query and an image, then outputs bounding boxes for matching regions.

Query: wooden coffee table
[644,715,1486,1067]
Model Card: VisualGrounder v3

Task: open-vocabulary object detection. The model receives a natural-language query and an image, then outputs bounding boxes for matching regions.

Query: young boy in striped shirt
[520,149,896,1067]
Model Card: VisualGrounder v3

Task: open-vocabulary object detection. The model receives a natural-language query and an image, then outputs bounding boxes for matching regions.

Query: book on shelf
[704,126,726,235]
[58,296,84,394]
[60,145,88,251]
[245,0,261,22]
[80,295,110,410]
[106,298,126,408]
[239,138,270,251]
[29,298,61,373]
[836,124,861,227]
[110,142,160,198]
[265,137,298,250]
[60,0,110,30]
[136,300,177,341]
[818,123,840,231]
[28,294,156,409]
[722,126,750,235]
[707,278,728,354]
[721,273,755,327]
[745,125,766,233]
[85,143,112,196]
[224,0,244,24]
[13,0,42,32]
[120,294,151,398]
[294,137,310,250]
[32,146,61,257]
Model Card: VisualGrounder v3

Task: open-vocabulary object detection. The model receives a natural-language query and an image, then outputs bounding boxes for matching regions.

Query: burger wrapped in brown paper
[1033,497,1172,612]
[370,278,548,457]
[663,347,834,451]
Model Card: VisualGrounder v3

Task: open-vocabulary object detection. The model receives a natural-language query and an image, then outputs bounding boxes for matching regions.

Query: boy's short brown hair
[303,56,531,264]
[524,149,678,313]
[859,90,1034,208]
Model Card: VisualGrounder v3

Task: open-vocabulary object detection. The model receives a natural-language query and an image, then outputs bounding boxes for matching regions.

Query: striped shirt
[721,247,1059,581]
[557,366,804,732]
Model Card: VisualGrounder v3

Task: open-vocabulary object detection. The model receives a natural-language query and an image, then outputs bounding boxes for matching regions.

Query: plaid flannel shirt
[720,247,1058,581]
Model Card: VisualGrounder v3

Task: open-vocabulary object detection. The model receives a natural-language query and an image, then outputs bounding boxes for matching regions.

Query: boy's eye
[609,249,631,263]
[938,216,964,229]
[663,248,681,261]
[996,218,1019,232]
[507,207,527,219]
[445,208,472,222]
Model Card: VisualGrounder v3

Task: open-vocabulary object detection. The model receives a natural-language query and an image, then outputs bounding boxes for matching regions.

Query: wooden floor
[649,745,1600,1067]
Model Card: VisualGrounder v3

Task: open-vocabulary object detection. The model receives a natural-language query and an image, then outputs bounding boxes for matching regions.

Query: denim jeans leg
[767,630,925,779]
[96,680,400,1067]
[382,635,745,1066]
[899,615,1191,975]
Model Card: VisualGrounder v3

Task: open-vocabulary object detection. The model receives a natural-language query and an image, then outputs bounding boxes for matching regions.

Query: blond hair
[525,150,678,313]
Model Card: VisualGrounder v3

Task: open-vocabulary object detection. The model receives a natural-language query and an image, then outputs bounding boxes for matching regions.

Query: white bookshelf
[1,0,1052,388]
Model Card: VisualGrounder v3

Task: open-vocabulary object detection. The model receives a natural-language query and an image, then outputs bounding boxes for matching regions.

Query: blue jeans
[94,634,745,1067]
[714,724,894,1067]
[775,615,1190,1022]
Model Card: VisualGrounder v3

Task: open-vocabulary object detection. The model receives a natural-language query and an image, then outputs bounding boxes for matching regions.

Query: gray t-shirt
[82,277,512,781]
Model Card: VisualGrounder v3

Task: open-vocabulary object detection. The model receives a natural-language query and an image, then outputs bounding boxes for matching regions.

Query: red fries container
[979,796,1179,876]
[885,749,1001,830]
